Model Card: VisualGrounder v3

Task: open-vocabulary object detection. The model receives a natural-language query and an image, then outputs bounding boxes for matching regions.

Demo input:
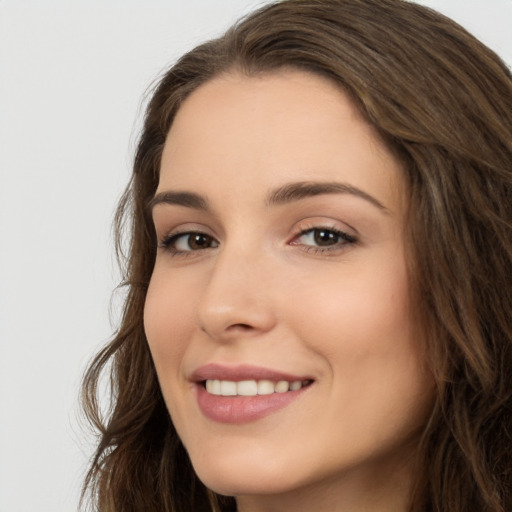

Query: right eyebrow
[148,191,210,213]
[266,180,388,213]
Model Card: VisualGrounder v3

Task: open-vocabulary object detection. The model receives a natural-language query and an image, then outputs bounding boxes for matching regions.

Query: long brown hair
[80,1,512,510]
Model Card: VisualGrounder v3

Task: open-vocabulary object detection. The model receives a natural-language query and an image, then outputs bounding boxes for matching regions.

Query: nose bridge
[196,238,276,340]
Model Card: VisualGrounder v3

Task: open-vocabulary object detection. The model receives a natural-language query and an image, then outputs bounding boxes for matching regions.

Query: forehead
[158,70,405,212]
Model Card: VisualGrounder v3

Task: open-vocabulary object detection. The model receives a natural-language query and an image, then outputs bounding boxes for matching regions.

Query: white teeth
[205,379,309,396]
[211,379,221,395]
[205,379,221,394]
[275,380,290,393]
[237,380,258,396]
[220,380,237,396]
[257,379,275,395]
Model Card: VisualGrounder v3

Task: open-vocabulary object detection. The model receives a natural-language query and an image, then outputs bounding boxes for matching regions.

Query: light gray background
[0,1,510,511]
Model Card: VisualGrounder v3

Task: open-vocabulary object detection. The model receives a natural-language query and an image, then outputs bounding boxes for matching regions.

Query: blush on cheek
[144,283,187,363]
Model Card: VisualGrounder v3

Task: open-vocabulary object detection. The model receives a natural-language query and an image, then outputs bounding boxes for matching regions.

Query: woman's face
[145,70,434,509]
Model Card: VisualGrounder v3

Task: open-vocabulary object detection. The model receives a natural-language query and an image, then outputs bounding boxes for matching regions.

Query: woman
[81,0,512,511]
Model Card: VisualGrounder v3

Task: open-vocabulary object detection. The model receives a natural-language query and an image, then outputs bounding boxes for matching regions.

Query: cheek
[285,253,431,418]
[288,255,412,357]
[143,268,197,375]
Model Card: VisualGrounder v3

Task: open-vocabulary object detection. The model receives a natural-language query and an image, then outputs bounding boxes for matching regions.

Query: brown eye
[186,233,216,250]
[313,229,341,246]
[291,227,357,254]
[162,232,219,253]
[297,228,353,247]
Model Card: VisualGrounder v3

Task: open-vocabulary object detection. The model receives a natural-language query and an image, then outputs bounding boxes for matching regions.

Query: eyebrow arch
[148,191,210,212]
[148,180,389,215]
[266,181,389,213]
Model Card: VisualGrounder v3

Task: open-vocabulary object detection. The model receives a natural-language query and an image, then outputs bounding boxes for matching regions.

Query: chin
[200,472,302,499]
[190,448,307,497]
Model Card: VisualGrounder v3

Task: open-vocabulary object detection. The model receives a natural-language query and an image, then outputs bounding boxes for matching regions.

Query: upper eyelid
[155,217,358,243]
[156,222,218,239]
[291,227,357,244]
[290,218,357,238]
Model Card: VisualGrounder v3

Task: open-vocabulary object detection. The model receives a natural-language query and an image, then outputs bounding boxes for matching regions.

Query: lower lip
[196,384,309,424]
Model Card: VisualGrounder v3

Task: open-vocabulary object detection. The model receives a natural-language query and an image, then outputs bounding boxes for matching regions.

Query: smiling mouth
[203,379,313,396]
[194,367,314,423]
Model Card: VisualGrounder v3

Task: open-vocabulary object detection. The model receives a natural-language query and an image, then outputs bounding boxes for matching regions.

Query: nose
[196,244,277,342]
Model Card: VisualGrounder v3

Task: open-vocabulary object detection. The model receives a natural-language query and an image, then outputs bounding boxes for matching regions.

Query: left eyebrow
[266,181,389,213]
[147,191,210,213]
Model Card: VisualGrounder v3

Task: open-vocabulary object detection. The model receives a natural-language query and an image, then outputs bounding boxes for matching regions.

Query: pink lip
[190,363,310,383]
[190,364,313,424]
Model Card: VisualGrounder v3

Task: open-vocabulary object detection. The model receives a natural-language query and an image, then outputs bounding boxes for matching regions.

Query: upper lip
[190,363,313,383]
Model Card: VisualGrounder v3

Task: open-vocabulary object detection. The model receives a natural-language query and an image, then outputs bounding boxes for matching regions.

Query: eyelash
[159,231,218,257]
[158,226,357,257]
[290,226,357,255]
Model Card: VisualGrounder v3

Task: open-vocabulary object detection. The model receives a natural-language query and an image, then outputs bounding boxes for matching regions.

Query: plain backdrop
[0,1,510,511]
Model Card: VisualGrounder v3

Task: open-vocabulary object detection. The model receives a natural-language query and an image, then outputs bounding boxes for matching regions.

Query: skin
[144,70,435,512]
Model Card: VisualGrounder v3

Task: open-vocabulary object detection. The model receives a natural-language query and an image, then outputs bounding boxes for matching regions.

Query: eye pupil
[189,234,211,250]
[314,229,338,246]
